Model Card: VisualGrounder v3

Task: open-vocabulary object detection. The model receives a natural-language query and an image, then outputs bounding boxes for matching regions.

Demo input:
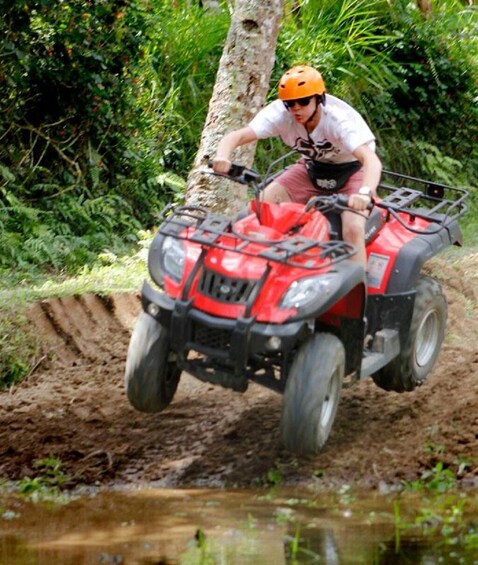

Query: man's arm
[212,126,258,173]
[349,143,383,211]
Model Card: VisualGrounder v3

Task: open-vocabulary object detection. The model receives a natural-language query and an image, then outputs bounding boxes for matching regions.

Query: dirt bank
[1,254,477,490]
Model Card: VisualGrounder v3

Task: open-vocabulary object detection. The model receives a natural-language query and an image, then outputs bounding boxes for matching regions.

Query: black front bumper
[141,281,310,391]
[142,282,307,363]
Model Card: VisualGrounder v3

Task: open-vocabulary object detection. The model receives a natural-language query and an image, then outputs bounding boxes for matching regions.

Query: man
[212,65,382,268]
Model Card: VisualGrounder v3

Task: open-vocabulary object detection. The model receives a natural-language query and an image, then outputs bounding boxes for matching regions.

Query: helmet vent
[298,81,305,86]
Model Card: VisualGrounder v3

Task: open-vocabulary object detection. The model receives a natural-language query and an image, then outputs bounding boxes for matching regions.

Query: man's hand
[348,193,372,212]
[212,157,232,174]
[212,126,258,174]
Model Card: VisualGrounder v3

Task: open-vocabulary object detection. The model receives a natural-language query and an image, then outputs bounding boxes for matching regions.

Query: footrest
[361,329,400,378]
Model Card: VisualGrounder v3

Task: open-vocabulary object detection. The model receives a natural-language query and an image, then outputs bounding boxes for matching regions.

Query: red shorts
[275,159,364,204]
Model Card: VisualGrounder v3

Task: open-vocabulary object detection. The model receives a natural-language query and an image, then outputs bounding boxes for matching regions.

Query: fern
[0,165,16,184]
[414,142,464,186]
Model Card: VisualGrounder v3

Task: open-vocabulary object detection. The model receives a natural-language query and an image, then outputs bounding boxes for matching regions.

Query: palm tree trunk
[185,0,283,215]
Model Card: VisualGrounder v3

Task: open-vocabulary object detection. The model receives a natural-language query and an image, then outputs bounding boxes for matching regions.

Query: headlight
[280,274,337,309]
[158,236,186,283]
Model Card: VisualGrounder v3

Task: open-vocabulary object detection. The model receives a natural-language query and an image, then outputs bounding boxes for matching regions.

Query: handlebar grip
[229,163,247,178]
[206,160,245,178]
[338,193,374,210]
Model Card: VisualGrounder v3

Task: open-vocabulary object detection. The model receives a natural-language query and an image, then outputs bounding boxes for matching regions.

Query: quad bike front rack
[157,204,357,270]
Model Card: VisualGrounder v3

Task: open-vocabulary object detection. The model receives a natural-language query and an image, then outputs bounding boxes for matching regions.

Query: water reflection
[0,487,476,564]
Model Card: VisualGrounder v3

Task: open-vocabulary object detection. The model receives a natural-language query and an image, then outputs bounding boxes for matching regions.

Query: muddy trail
[1,255,477,491]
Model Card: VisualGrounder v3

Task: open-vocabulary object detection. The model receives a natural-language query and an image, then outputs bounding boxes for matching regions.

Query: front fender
[288,260,366,321]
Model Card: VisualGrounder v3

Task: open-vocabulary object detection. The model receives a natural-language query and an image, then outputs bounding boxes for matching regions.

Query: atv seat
[326,207,384,245]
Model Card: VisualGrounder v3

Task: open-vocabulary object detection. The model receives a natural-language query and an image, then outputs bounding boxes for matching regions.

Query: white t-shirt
[249,95,376,164]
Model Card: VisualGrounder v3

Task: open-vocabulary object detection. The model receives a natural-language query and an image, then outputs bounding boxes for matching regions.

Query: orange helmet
[278,65,326,100]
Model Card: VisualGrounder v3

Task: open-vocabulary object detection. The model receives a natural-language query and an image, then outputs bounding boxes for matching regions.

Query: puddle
[1,487,477,564]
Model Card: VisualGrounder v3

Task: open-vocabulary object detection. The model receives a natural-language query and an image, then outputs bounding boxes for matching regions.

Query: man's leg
[262,181,293,203]
[342,210,367,268]
[261,160,316,204]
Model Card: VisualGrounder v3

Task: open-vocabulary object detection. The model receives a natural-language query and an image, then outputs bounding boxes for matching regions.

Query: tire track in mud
[24,292,279,487]
[27,293,141,367]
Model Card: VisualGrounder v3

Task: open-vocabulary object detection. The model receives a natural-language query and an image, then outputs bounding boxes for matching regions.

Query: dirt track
[1,255,477,490]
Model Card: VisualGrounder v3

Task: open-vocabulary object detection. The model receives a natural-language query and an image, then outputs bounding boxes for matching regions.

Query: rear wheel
[372,275,447,392]
[125,312,181,412]
[280,333,345,456]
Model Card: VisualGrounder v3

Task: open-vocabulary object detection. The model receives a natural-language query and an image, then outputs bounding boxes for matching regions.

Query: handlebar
[305,193,374,214]
[206,160,262,185]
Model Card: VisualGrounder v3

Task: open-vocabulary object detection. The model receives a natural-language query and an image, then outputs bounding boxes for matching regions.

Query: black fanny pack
[306,160,362,192]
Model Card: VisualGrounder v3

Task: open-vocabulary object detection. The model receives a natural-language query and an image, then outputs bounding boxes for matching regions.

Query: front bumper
[142,280,309,358]
[141,280,310,390]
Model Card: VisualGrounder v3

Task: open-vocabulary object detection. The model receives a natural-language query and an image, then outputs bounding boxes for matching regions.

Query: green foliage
[404,462,458,493]
[266,467,283,486]
[134,1,229,173]
[0,0,192,275]
[0,307,40,389]
[0,0,477,280]
[19,456,68,492]
[392,493,478,560]
[0,229,150,308]
[1,0,146,185]
[277,0,395,90]
[369,0,478,181]
[17,456,71,504]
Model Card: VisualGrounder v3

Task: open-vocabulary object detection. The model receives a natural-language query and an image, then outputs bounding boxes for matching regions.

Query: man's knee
[342,217,366,242]
[263,182,291,203]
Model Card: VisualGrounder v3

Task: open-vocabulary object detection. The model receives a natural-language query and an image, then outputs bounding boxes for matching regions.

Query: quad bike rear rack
[157,204,357,270]
[378,171,468,234]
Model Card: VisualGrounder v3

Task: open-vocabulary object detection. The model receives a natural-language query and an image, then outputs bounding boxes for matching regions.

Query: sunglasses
[283,96,313,109]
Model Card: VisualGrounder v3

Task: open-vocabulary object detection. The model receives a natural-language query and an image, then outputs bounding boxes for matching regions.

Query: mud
[1,254,477,490]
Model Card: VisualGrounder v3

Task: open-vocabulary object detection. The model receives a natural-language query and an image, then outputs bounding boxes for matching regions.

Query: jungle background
[0,6,477,545]
[0,0,477,385]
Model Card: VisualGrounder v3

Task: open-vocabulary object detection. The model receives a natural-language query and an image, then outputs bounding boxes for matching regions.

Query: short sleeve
[249,100,287,139]
[333,112,376,153]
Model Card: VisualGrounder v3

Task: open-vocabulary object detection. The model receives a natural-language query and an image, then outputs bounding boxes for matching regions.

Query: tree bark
[185,0,283,216]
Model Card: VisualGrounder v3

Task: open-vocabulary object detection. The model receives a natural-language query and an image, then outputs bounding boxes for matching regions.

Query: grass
[0,230,152,308]
[0,307,41,389]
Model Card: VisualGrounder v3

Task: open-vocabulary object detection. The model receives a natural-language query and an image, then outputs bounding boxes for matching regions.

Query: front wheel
[372,275,447,393]
[280,333,345,456]
[125,311,181,413]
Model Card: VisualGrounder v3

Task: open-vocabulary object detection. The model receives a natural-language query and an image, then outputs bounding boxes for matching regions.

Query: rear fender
[386,224,462,293]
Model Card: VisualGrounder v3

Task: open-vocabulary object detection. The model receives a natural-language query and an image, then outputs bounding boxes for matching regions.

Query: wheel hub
[415,309,440,367]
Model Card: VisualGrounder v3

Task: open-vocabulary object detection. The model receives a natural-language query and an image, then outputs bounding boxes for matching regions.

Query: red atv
[125,153,468,455]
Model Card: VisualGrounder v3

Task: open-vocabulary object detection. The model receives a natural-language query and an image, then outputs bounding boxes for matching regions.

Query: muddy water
[1,487,477,564]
